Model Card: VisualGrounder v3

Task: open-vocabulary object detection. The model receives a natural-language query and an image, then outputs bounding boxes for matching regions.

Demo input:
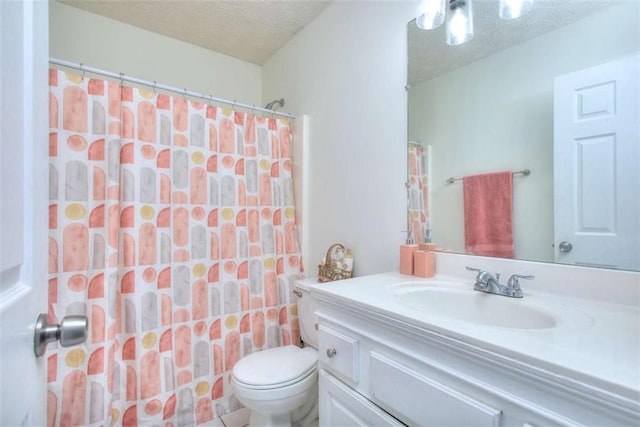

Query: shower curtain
[408,144,430,244]
[47,69,303,426]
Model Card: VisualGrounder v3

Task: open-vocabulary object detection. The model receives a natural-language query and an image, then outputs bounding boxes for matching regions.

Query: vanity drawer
[369,352,501,426]
[318,325,359,383]
[319,369,404,427]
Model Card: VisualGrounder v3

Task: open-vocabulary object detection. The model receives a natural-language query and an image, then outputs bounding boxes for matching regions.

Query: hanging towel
[463,171,515,258]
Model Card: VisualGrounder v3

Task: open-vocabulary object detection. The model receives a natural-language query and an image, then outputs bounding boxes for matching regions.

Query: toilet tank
[294,279,318,349]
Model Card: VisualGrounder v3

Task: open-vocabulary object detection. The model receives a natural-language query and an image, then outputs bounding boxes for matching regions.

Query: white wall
[262,2,415,276]
[409,3,639,262]
[49,1,262,105]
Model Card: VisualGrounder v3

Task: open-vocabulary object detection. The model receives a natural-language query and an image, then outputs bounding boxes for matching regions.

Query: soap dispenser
[400,230,418,275]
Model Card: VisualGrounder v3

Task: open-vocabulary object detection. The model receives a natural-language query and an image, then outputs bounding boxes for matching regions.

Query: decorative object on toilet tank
[318,243,354,282]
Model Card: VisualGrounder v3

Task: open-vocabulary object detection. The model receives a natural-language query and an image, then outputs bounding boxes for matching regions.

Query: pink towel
[463,171,515,258]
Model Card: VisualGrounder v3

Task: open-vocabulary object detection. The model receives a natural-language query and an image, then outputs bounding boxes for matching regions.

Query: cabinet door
[319,369,405,427]
[318,325,359,383]
[370,353,501,426]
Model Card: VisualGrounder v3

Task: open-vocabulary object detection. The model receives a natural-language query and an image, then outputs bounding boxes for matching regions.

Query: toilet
[231,280,319,427]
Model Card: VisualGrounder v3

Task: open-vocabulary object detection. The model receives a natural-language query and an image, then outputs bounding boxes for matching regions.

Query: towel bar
[446,169,530,184]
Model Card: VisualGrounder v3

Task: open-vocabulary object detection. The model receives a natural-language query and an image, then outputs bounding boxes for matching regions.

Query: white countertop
[304,271,640,403]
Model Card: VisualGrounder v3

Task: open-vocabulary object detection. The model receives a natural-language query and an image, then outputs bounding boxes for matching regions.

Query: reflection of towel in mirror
[463,171,515,258]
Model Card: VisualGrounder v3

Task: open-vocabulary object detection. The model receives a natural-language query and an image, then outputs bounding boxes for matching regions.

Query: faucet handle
[466,267,500,282]
[466,266,485,282]
[507,274,534,289]
[466,267,495,290]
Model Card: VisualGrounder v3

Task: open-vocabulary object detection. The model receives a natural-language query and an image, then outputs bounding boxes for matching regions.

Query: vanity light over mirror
[407,0,639,271]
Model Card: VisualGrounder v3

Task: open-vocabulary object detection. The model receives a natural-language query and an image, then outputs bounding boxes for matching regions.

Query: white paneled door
[554,55,639,270]
[0,0,49,425]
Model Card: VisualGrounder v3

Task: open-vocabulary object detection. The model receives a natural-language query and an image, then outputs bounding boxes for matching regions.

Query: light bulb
[499,0,533,20]
[446,0,473,45]
[416,0,446,30]
[449,9,467,40]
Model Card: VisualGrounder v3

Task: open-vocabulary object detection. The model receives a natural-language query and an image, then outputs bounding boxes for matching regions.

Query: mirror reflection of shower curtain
[47,69,304,426]
[408,143,431,244]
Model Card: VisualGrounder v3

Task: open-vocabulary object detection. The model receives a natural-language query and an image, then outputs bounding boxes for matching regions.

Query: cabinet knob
[326,348,337,358]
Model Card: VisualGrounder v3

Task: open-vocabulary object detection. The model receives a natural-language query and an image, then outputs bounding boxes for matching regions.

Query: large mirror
[408,0,639,271]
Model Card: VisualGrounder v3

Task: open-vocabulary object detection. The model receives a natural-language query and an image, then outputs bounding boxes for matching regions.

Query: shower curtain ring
[119,72,124,86]
[152,80,157,94]
[183,88,187,100]
[208,95,213,106]
[79,63,85,80]
[232,101,237,112]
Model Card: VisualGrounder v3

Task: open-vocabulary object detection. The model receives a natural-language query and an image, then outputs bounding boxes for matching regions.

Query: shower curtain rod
[49,58,296,119]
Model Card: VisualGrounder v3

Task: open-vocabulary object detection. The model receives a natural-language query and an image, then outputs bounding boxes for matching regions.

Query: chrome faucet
[466,267,533,298]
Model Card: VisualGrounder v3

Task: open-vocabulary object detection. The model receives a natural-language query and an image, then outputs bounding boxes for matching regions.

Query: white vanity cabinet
[319,369,404,426]
[313,291,640,427]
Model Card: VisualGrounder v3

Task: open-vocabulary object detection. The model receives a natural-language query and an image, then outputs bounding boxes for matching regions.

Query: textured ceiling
[60,0,331,65]
[408,0,617,85]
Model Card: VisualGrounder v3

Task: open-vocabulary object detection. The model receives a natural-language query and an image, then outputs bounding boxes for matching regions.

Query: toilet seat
[232,345,317,389]
[232,364,318,402]
[234,364,317,390]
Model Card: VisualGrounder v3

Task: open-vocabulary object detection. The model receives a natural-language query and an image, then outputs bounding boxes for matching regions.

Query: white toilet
[231,280,319,427]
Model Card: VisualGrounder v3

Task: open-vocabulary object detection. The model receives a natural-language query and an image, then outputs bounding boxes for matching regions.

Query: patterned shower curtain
[47,69,304,426]
[408,144,430,244]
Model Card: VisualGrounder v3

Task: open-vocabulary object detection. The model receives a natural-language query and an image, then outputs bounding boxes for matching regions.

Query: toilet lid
[232,345,317,388]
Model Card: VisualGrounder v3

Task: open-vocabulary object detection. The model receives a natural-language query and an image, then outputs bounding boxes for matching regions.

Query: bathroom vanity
[302,253,640,426]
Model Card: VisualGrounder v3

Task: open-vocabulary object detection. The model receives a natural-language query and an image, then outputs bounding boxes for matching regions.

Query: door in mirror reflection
[554,55,639,270]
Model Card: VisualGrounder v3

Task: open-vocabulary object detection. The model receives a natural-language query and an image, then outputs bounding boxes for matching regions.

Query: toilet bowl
[231,279,319,427]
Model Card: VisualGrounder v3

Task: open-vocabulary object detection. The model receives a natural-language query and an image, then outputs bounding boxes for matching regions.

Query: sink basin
[392,286,557,329]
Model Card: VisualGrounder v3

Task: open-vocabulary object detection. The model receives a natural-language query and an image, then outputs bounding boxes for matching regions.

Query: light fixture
[416,0,446,30]
[499,0,533,20]
[446,0,473,46]
[416,0,533,46]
